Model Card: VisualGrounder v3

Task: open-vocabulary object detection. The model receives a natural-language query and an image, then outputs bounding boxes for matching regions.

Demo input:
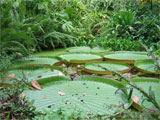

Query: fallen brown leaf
[58,71,64,76]
[31,80,42,90]
[29,87,36,90]
[58,91,65,96]
[83,91,87,96]
[37,75,42,78]
[21,94,26,98]
[42,96,46,99]
[133,96,139,103]
[77,65,81,68]
[6,73,15,81]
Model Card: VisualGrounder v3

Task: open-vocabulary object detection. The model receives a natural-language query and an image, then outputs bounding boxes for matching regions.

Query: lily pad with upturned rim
[24,75,130,116]
[33,48,67,57]
[0,67,65,86]
[84,61,132,75]
[59,53,103,63]
[104,51,152,64]
[127,77,160,110]
[134,60,160,74]
[67,46,109,53]
[12,56,62,68]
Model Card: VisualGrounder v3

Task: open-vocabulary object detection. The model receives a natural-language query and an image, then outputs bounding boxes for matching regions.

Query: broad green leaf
[67,46,91,53]
[33,48,67,57]
[104,51,152,64]
[128,77,160,110]
[59,53,103,63]
[84,61,132,74]
[134,60,160,74]
[13,56,61,67]
[24,76,129,116]
[0,67,64,85]
[67,46,109,53]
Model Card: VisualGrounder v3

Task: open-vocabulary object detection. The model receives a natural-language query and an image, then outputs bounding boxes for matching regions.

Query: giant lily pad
[33,48,67,57]
[84,61,132,74]
[128,77,160,110]
[0,67,64,86]
[67,46,109,53]
[134,60,160,74]
[24,76,129,116]
[59,53,103,63]
[12,57,61,68]
[104,51,152,64]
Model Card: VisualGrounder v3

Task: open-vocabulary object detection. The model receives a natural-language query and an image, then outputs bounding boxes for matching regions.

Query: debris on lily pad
[31,80,42,90]
[58,91,65,96]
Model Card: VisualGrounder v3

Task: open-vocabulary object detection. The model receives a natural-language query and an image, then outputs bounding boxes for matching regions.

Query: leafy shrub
[0,0,77,54]
[99,2,160,50]
[0,1,34,55]
[1,0,160,56]
[96,37,143,51]
[0,77,38,119]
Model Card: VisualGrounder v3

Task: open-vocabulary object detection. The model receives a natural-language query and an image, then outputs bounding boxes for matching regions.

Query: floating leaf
[67,46,109,53]
[33,48,67,57]
[59,53,103,63]
[24,76,130,116]
[84,61,132,75]
[13,56,61,67]
[134,59,160,74]
[104,51,152,64]
[0,67,62,84]
[129,77,160,110]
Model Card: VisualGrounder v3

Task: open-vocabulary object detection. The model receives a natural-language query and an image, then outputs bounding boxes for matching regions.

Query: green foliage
[0,77,38,119]
[0,51,21,72]
[96,37,143,51]
[1,0,160,119]
[0,0,77,55]
[1,0,160,54]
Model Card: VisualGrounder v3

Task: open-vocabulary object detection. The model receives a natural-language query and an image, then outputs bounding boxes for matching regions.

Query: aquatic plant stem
[95,65,160,110]
[140,42,160,71]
